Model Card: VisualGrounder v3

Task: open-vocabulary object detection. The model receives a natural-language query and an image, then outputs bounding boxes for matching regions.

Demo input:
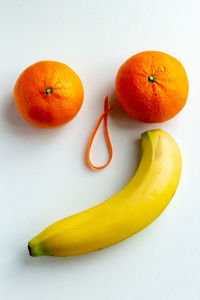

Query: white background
[0,0,199,299]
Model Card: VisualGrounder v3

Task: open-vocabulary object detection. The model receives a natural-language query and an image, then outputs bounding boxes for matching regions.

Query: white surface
[0,0,199,299]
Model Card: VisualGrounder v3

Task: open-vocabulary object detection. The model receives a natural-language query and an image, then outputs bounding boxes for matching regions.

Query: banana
[28,129,182,257]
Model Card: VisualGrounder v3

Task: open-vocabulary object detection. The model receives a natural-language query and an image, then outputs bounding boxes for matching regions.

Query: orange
[115,51,189,123]
[14,61,84,128]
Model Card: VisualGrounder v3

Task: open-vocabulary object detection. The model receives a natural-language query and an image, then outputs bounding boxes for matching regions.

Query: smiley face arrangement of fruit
[14,61,84,128]
[25,51,188,257]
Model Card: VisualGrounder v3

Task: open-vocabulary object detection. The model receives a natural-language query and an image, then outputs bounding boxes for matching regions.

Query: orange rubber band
[87,96,118,170]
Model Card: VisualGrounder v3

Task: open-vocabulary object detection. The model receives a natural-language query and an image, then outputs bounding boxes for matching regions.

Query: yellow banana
[28,129,182,257]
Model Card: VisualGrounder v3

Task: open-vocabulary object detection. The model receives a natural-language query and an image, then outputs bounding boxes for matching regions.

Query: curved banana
[28,129,182,257]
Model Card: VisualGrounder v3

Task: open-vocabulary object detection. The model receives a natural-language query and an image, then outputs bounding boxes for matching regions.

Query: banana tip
[28,244,32,256]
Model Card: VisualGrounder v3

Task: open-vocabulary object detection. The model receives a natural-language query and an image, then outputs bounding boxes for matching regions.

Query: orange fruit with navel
[14,61,84,128]
[115,51,189,123]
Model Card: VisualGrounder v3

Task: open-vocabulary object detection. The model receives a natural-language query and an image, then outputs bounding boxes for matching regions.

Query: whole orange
[115,51,189,123]
[14,61,84,128]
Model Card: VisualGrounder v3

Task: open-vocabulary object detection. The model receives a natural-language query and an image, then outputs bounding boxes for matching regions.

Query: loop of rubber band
[87,96,118,170]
